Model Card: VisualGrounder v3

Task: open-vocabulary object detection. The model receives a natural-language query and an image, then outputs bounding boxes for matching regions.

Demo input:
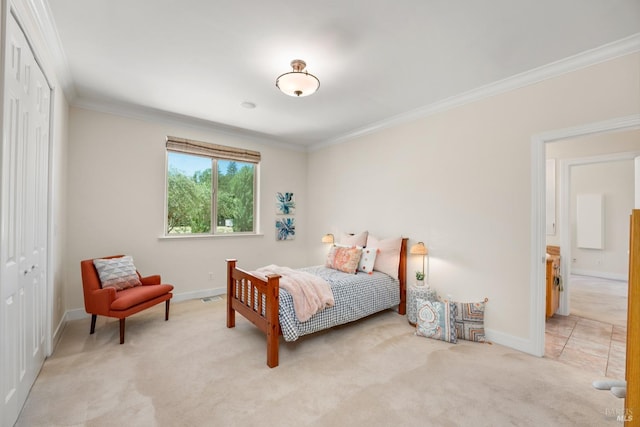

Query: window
[165,136,260,235]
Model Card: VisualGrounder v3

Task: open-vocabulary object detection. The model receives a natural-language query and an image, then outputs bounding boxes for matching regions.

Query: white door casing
[1,11,51,427]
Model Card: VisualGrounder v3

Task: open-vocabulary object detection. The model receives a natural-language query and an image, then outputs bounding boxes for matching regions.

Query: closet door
[1,12,50,427]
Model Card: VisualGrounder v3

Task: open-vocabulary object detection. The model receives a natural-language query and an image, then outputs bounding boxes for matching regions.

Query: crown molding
[310,32,640,152]
[25,0,77,100]
[73,97,307,152]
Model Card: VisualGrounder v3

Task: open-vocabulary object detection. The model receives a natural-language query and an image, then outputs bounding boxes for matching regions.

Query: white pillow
[357,247,378,274]
[93,256,142,290]
[366,235,402,279]
[339,231,368,247]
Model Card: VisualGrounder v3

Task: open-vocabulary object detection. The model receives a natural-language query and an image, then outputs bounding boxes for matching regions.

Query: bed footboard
[226,259,281,368]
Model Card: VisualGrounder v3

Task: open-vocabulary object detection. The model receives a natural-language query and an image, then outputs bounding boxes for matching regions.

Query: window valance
[166,136,261,163]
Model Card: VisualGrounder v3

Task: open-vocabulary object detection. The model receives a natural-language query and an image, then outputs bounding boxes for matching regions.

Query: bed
[226,237,407,367]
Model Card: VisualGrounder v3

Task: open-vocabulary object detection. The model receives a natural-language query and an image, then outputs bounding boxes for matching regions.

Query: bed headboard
[332,233,408,315]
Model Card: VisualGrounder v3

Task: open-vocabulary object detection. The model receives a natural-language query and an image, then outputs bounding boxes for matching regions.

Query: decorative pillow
[415,299,457,343]
[93,256,142,290]
[325,246,362,274]
[339,231,368,248]
[357,247,378,274]
[454,298,488,342]
[366,235,402,279]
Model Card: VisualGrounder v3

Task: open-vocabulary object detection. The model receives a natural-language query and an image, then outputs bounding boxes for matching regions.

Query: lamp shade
[410,242,428,255]
[276,59,320,97]
[321,233,334,244]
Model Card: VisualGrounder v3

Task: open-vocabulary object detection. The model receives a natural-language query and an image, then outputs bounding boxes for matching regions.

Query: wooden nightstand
[407,283,437,325]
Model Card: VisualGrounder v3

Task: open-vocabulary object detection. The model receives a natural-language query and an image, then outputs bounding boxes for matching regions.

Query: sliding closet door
[1,11,51,427]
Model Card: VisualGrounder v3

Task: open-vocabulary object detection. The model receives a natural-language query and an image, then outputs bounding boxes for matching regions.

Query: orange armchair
[81,255,174,344]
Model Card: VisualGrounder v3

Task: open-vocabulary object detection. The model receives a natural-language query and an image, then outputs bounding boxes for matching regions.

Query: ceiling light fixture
[276,59,320,97]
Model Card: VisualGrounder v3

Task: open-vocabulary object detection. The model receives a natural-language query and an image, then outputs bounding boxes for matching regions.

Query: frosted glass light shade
[276,59,320,97]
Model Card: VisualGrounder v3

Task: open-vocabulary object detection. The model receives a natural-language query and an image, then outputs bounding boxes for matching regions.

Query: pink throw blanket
[253,265,334,322]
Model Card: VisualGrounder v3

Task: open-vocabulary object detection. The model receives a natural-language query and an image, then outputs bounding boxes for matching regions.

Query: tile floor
[545,314,626,379]
[544,275,628,380]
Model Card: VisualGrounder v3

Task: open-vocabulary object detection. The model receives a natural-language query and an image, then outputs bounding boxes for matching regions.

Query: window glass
[216,160,255,233]
[166,152,256,235]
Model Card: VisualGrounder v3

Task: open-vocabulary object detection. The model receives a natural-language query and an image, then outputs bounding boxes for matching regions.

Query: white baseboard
[172,286,226,303]
[50,315,66,354]
[571,269,627,281]
[58,288,538,360]
[65,308,89,321]
[484,328,539,357]
[59,286,227,328]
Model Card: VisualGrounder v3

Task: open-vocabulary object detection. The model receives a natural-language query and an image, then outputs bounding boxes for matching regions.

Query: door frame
[530,114,640,356]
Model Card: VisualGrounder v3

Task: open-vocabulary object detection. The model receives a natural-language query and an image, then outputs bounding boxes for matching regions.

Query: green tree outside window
[166,153,255,234]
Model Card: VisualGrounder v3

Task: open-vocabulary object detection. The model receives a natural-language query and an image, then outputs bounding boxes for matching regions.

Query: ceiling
[44,0,640,148]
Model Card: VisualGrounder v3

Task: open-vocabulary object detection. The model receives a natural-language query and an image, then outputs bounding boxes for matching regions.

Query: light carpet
[16,297,623,426]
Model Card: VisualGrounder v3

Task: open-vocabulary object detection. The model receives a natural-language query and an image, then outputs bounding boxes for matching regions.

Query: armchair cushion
[140,275,161,286]
[93,256,142,290]
[110,284,174,311]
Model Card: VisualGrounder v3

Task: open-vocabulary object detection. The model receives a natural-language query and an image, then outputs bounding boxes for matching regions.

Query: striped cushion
[454,300,487,342]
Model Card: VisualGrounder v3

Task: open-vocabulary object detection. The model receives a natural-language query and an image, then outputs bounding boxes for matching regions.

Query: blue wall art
[276,217,295,241]
[276,192,295,215]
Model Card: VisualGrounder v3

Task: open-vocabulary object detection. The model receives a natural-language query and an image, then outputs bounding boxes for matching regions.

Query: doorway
[530,115,640,358]
[557,151,639,316]
[546,150,637,377]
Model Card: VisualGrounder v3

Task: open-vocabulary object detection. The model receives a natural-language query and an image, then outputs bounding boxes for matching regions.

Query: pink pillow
[326,246,363,274]
[366,235,402,279]
[339,231,368,247]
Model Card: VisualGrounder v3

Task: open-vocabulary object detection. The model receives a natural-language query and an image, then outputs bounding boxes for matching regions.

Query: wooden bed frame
[226,237,408,368]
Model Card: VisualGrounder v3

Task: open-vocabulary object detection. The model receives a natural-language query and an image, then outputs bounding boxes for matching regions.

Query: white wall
[636,156,640,208]
[307,53,640,344]
[546,130,640,281]
[546,129,640,248]
[64,107,308,311]
[570,160,635,279]
[50,78,69,334]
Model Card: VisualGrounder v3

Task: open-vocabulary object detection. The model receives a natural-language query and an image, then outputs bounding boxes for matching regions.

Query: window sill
[158,233,264,241]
